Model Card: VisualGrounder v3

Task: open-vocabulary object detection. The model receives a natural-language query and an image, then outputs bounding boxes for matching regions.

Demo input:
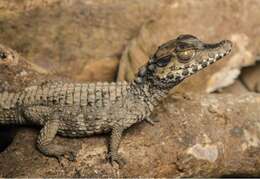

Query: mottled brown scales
[0,35,232,167]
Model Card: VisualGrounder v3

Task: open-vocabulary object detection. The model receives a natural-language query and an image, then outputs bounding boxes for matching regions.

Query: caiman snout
[221,40,232,52]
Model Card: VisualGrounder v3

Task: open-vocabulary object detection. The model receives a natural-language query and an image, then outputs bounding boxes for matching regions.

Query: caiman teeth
[188,67,194,74]
[170,46,231,80]
[208,58,215,64]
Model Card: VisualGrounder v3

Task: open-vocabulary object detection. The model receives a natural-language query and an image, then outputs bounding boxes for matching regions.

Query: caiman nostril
[222,40,232,52]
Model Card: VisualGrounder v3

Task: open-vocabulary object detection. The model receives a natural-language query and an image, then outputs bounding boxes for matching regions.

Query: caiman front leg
[108,124,127,168]
[36,117,76,161]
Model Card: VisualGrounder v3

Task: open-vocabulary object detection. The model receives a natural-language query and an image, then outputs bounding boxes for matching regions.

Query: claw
[112,156,127,169]
[145,117,159,125]
[53,150,77,163]
[56,155,63,164]
[107,153,127,168]
[67,151,77,161]
[145,117,154,125]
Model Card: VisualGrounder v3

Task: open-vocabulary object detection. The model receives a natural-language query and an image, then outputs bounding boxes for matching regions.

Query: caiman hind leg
[108,124,127,168]
[23,106,76,161]
[36,117,76,161]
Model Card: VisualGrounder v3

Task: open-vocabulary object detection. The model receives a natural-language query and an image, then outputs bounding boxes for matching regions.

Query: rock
[220,80,249,94]
[75,57,119,82]
[0,44,48,92]
[0,0,166,79]
[240,61,260,93]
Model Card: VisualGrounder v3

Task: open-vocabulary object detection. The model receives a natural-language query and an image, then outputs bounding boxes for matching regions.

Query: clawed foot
[107,152,127,168]
[38,144,77,163]
[145,117,160,125]
[56,150,77,162]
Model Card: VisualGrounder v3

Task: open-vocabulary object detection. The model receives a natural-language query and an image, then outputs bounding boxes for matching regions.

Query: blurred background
[0,0,260,94]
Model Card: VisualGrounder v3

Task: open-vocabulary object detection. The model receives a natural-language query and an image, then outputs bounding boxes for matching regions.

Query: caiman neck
[129,57,184,111]
[129,78,170,111]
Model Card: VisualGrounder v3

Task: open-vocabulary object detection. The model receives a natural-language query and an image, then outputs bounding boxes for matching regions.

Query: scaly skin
[0,35,232,167]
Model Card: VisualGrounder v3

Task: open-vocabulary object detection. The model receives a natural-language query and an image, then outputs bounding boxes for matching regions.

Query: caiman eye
[156,56,171,67]
[177,50,194,63]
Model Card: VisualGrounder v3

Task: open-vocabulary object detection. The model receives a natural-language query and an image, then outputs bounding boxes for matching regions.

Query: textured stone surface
[0,44,48,92]
[0,0,166,81]
[240,61,260,92]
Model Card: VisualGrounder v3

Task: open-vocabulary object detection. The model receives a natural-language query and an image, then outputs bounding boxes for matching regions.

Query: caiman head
[134,34,232,89]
